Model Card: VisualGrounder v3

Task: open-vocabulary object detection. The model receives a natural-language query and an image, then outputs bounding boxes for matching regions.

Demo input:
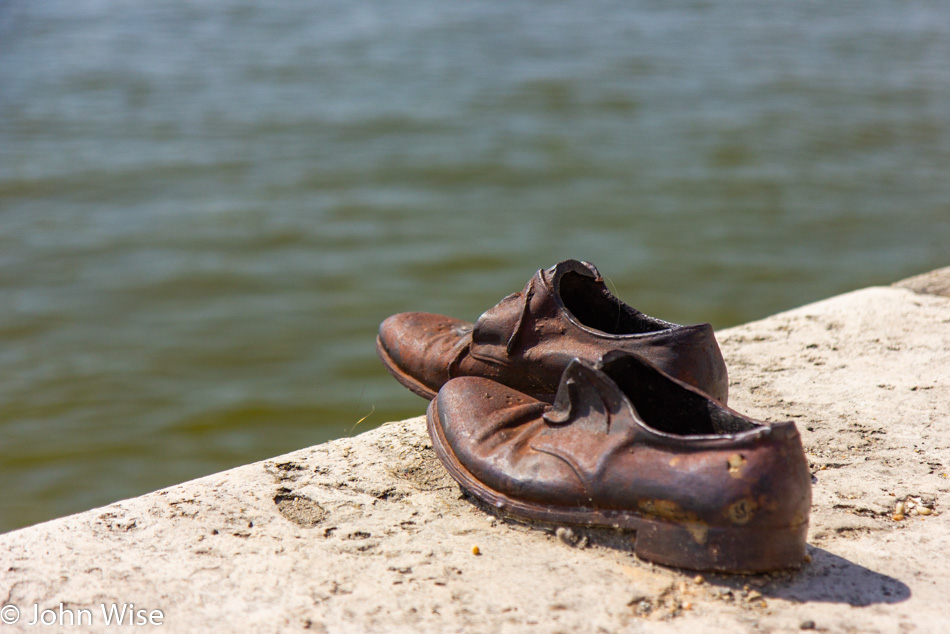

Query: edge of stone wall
[2,266,949,633]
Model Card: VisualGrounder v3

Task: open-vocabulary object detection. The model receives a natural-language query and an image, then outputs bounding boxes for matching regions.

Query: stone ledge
[892,265,950,297]
[2,269,950,633]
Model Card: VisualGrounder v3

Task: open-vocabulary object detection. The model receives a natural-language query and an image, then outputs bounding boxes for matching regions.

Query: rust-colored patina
[377,260,729,403]
[426,351,812,573]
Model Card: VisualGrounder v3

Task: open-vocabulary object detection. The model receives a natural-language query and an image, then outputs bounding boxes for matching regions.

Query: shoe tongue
[546,259,601,282]
[579,260,602,279]
[542,359,633,433]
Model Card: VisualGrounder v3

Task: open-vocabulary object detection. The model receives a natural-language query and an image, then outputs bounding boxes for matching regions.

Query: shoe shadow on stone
[461,496,909,608]
[755,545,911,606]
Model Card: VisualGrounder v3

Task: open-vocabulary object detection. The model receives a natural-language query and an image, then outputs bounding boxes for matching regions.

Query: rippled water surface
[1,0,948,532]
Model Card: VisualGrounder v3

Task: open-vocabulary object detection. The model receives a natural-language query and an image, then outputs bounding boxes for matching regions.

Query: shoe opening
[559,271,672,335]
[601,355,757,436]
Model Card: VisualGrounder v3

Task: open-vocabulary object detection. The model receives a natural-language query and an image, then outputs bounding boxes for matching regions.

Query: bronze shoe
[426,351,811,573]
[377,260,728,403]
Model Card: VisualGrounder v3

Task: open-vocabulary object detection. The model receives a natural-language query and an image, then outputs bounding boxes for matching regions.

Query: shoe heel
[633,518,808,573]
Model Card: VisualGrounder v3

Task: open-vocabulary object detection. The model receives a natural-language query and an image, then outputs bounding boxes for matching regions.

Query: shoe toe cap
[377,312,473,393]
[434,377,555,495]
[436,376,533,434]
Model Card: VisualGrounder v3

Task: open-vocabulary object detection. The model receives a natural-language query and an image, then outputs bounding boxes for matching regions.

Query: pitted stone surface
[2,270,949,633]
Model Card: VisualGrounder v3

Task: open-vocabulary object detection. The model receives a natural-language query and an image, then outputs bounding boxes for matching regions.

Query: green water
[1,0,948,532]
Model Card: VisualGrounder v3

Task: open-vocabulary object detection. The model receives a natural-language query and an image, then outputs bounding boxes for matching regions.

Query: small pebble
[800,619,816,630]
[555,527,575,545]
[919,507,933,516]
[747,591,763,601]
[895,501,905,515]
[693,575,705,585]
[472,545,480,556]
[803,554,812,564]
[892,514,905,522]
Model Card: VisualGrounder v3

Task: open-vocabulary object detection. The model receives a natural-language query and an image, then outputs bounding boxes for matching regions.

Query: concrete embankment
[2,268,949,633]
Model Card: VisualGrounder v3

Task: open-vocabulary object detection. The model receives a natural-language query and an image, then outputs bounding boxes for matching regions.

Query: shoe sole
[427,398,808,574]
[375,335,438,400]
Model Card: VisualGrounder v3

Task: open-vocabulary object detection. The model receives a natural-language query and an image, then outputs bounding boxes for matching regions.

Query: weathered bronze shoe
[427,351,811,573]
[377,260,728,403]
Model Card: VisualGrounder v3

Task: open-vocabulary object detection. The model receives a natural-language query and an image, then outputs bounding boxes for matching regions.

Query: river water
[1,0,948,532]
